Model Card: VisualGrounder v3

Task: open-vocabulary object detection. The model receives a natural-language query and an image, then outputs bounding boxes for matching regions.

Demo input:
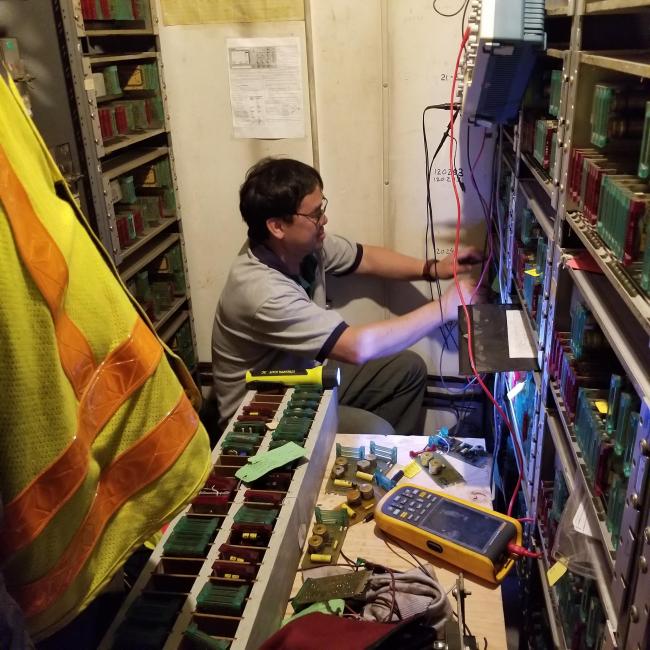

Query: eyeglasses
[295,196,328,225]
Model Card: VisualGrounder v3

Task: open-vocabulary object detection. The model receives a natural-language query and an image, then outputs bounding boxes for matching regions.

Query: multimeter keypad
[382,487,438,524]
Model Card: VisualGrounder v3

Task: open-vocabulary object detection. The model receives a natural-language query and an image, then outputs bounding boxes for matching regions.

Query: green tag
[235,441,306,482]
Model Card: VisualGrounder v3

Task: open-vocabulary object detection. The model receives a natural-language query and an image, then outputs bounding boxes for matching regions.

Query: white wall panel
[307,0,386,328]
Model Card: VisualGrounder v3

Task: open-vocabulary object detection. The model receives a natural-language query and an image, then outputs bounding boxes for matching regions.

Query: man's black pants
[335,350,427,436]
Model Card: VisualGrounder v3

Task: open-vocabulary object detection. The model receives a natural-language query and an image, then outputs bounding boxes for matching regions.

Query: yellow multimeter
[375,483,522,584]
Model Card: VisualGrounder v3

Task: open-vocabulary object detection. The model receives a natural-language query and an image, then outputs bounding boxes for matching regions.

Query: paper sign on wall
[227,36,306,139]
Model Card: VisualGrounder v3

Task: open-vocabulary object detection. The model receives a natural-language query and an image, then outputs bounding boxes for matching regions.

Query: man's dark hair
[239,157,323,243]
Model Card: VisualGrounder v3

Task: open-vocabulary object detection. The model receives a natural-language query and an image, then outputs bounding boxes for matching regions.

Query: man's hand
[427,246,483,280]
[440,278,487,323]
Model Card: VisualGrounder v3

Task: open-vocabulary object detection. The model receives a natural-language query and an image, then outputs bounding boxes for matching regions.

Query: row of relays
[101,384,331,650]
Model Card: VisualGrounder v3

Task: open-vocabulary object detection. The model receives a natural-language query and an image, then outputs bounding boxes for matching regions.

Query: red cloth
[259,612,394,650]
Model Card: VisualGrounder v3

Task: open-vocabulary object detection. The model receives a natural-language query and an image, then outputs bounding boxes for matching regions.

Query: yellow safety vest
[0,73,211,640]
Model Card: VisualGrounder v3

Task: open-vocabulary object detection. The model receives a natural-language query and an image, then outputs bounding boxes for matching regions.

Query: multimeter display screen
[422,500,504,553]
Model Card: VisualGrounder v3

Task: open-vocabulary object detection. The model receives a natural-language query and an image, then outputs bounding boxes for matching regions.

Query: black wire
[433,0,470,18]
[423,105,461,349]
[453,135,460,183]
[451,605,477,641]
[427,126,461,355]
[461,0,471,41]
[466,124,494,292]
[448,133,461,347]
[445,128,462,349]
[423,105,450,347]
[382,538,419,570]
[488,129,501,282]
[387,533,433,579]
[384,567,398,622]
[467,122,501,291]
[426,107,461,180]
[467,125,490,217]
[340,549,358,569]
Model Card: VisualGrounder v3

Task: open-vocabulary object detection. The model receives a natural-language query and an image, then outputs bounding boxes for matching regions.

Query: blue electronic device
[458,0,546,125]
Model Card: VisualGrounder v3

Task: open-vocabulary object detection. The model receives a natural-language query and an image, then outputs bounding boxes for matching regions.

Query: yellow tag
[595,400,608,414]
[525,268,541,277]
[124,68,144,89]
[141,167,156,186]
[403,461,421,479]
[547,558,568,586]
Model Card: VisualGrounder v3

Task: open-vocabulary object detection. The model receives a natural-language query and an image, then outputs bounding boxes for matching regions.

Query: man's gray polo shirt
[212,233,363,428]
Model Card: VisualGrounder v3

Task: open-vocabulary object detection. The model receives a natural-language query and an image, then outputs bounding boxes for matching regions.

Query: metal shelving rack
[50,0,199,370]
[495,2,650,648]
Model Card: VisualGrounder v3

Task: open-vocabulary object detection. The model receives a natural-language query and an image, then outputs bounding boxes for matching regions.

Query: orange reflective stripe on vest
[0,73,211,638]
[14,391,199,618]
[0,317,163,558]
[0,144,96,398]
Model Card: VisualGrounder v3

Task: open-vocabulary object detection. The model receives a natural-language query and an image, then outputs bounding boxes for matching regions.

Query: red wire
[507,542,542,559]
[449,28,524,518]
